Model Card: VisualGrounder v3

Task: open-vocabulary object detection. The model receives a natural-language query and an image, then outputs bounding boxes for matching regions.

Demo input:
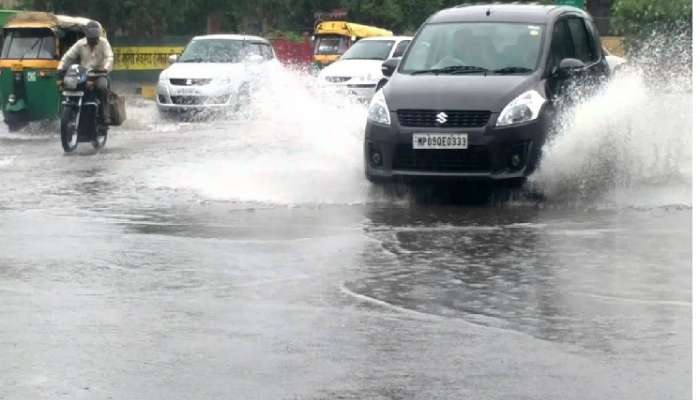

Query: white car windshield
[401,22,544,73]
[179,39,244,63]
[341,40,394,61]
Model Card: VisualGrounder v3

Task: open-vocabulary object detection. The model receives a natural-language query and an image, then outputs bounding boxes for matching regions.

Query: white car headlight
[368,89,391,126]
[158,73,168,83]
[496,89,546,127]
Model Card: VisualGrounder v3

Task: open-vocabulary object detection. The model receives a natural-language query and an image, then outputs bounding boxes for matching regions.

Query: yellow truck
[313,21,392,66]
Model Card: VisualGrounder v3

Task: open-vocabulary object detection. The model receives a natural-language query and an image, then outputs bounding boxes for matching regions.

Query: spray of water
[151,35,691,209]
[532,34,692,208]
[153,66,377,205]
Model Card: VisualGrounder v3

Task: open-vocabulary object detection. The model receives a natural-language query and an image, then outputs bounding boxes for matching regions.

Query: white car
[318,36,412,101]
[157,34,279,116]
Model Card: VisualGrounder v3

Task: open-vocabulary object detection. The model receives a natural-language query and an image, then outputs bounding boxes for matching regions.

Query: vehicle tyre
[501,177,527,189]
[60,106,79,153]
[91,125,108,150]
[158,107,173,121]
[364,166,383,184]
[4,111,27,132]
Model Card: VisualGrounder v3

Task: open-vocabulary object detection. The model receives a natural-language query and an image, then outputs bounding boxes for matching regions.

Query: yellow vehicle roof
[315,21,393,38]
[5,12,97,33]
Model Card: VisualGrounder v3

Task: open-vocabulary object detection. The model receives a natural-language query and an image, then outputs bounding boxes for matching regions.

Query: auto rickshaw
[0,12,97,131]
[312,21,393,68]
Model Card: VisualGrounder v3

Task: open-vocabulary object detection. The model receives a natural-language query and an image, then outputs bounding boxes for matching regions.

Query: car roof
[358,35,413,42]
[192,34,270,43]
[428,4,586,24]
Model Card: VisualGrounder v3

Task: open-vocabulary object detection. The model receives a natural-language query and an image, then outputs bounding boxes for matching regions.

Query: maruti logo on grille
[186,79,193,86]
[436,112,448,125]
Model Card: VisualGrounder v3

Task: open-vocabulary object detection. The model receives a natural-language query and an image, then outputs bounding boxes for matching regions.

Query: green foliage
[612,0,692,37]
[25,0,672,42]
[18,0,480,37]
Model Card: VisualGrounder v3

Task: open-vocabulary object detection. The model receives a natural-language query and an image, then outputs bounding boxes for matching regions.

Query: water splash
[152,66,377,205]
[531,64,691,208]
[151,46,691,209]
[0,155,14,168]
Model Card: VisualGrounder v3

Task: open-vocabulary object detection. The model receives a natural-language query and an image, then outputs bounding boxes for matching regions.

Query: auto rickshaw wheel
[60,107,79,153]
[4,111,28,132]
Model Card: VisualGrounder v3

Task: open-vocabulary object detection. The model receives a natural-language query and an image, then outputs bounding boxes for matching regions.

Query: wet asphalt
[0,105,691,399]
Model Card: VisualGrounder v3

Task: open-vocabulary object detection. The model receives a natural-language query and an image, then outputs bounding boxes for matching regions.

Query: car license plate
[413,133,468,149]
[171,87,200,96]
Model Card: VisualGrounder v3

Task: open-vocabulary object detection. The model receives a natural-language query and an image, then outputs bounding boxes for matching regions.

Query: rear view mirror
[168,54,178,64]
[381,57,401,78]
[555,58,585,78]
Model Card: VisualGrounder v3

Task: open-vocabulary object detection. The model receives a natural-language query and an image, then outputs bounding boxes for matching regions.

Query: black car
[364,4,609,185]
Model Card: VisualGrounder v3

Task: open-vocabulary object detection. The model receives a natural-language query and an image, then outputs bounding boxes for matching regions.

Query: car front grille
[397,110,492,128]
[392,144,490,172]
[325,76,352,83]
[170,95,229,105]
[170,78,212,86]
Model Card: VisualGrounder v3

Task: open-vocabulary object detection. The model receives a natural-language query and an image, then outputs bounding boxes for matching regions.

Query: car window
[261,44,274,60]
[179,39,244,63]
[247,44,263,56]
[566,18,595,63]
[341,40,395,60]
[392,40,411,58]
[549,19,576,72]
[315,35,349,55]
[2,28,56,60]
[584,19,602,61]
[401,22,544,73]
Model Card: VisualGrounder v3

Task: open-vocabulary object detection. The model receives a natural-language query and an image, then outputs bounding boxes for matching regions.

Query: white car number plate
[171,87,200,96]
[413,133,468,149]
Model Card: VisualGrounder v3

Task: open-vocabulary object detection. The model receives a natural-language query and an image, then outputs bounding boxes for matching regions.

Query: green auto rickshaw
[0,12,96,131]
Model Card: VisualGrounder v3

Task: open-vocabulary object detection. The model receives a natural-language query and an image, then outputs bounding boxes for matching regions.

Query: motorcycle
[59,64,108,153]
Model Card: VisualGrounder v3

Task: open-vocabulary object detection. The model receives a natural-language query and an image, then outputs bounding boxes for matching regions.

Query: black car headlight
[496,90,545,127]
[367,89,391,126]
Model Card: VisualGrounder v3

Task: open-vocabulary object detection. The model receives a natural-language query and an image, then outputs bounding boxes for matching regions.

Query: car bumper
[156,83,237,111]
[321,82,377,102]
[364,112,547,182]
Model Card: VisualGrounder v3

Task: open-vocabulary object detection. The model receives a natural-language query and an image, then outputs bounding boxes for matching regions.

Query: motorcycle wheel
[60,107,79,153]
[91,125,108,150]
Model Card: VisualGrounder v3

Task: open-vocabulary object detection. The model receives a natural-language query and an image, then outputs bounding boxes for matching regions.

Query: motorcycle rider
[58,21,114,123]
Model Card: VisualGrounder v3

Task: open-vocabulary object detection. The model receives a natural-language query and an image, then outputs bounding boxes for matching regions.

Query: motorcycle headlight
[64,75,78,90]
[496,90,546,127]
[367,89,391,126]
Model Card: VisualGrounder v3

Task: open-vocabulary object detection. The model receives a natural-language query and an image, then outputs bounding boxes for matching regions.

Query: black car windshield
[401,22,544,74]
[179,39,244,63]
[1,28,56,60]
[341,40,394,60]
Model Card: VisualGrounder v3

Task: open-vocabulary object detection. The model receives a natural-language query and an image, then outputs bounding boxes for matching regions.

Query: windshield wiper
[410,65,490,75]
[492,66,533,74]
[180,57,205,63]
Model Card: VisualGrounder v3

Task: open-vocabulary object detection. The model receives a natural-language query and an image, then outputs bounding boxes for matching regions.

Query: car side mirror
[554,58,585,78]
[168,54,178,64]
[382,57,400,78]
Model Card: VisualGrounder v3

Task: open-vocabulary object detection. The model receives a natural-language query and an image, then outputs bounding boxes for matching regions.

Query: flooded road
[0,71,691,399]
